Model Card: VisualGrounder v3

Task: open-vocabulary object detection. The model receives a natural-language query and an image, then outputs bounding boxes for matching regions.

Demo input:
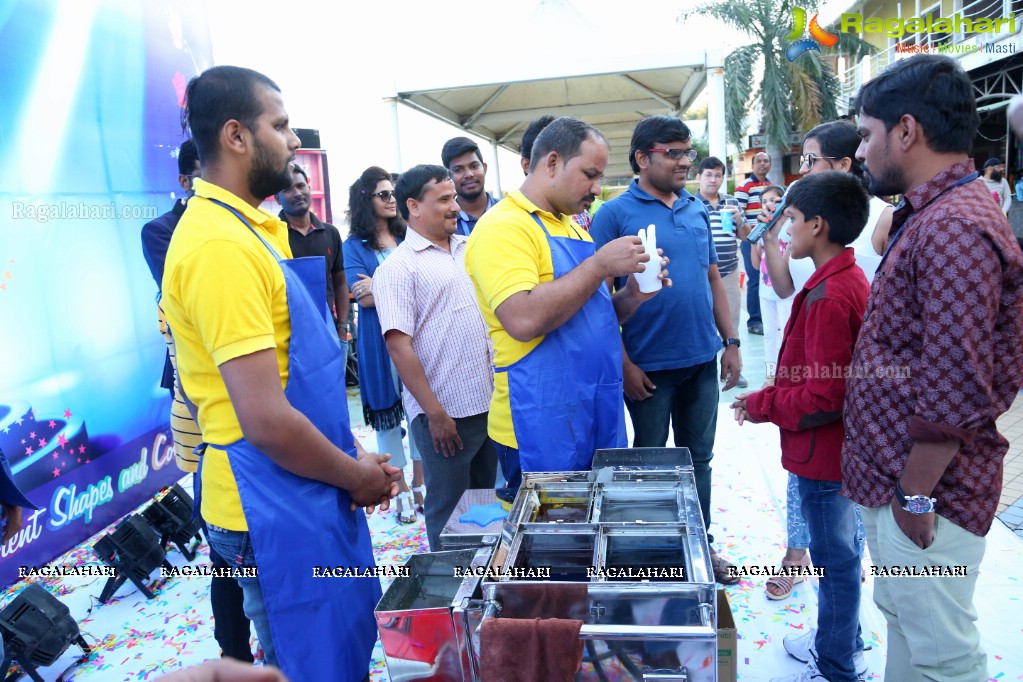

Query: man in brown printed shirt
[845,54,1023,682]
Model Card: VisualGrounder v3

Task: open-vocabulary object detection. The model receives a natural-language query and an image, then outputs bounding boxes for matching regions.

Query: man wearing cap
[982,157,1012,214]
[442,136,500,236]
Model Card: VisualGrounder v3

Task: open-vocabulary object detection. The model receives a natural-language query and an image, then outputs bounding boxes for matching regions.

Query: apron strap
[530,212,584,240]
[207,198,285,264]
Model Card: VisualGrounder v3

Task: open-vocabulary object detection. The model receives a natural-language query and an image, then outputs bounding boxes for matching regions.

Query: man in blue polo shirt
[591,115,741,584]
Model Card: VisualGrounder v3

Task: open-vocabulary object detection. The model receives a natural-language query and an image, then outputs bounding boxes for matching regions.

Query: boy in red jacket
[732,171,870,682]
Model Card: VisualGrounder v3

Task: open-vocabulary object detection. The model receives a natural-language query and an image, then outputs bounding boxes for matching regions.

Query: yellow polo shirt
[162,179,293,530]
[464,190,593,449]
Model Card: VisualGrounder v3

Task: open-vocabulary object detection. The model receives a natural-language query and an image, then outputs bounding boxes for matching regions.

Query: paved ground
[726,278,1023,542]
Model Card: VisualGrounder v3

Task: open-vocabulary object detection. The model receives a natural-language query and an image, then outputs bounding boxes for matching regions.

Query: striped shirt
[158,299,202,473]
[734,178,772,229]
[373,227,494,422]
[698,192,740,277]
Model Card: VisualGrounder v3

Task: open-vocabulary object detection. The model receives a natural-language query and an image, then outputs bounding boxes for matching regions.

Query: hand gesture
[623,360,655,401]
[890,497,935,549]
[428,411,463,457]
[730,392,758,425]
[353,273,373,300]
[350,450,401,510]
[720,346,742,390]
[594,236,648,279]
[622,251,671,303]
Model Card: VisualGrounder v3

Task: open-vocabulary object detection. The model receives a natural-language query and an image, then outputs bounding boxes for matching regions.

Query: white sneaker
[783,628,867,677]
[770,659,829,682]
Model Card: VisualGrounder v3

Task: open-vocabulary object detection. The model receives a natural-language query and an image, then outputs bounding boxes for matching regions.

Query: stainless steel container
[475,448,717,681]
[439,488,505,551]
[376,448,719,682]
[375,547,491,681]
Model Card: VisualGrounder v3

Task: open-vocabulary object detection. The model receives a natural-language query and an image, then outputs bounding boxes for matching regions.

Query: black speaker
[92,514,171,602]
[141,484,202,561]
[0,583,90,682]
[293,127,320,149]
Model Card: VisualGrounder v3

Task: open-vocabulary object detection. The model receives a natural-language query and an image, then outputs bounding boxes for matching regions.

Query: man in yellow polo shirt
[466,116,669,496]
[163,65,399,681]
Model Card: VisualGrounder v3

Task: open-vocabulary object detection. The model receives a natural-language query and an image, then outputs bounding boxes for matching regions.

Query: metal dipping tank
[374,448,719,682]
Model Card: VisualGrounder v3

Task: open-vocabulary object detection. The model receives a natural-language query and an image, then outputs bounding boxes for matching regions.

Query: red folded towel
[480,617,584,682]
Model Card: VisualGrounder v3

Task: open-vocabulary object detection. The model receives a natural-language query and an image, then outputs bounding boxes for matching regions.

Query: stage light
[141,484,202,561]
[0,583,91,682]
[92,514,170,603]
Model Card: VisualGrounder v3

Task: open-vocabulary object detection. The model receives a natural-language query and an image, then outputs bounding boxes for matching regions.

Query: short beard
[457,186,484,203]
[990,171,1003,182]
[864,159,907,198]
[248,140,293,200]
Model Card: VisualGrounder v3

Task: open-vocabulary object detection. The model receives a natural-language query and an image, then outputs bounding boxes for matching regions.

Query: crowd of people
[117,53,1023,682]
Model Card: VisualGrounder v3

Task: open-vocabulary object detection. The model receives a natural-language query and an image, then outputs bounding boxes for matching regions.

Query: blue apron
[207,200,380,681]
[495,213,626,472]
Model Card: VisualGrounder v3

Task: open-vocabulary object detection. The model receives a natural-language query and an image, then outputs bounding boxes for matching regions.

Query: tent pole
[386,97,403,173]
[490,140,503,197]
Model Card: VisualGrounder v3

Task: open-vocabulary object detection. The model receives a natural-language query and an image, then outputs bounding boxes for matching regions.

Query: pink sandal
[765,552,811,600]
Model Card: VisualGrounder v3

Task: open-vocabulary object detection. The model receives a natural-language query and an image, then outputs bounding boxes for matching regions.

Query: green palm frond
[723,45,759,145]
[684,0,868,153]
[760,52,793,150]
[788,66,824,132]
[831,25,878,62]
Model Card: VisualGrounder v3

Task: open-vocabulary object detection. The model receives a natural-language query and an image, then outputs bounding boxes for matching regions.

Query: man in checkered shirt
[374,164,498,550]
[846,54,1023,682]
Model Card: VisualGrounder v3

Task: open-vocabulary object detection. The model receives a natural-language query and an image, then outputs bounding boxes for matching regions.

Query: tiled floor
[731,280,1023,542]
[996,393,1023,541]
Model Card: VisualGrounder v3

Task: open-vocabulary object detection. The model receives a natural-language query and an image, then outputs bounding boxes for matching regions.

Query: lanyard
[878,172,979,271]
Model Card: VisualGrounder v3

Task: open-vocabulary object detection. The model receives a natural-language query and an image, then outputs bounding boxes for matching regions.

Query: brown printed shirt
[843,159,1023,536]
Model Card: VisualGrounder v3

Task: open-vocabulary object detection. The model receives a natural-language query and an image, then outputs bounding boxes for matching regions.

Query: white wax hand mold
[635,223,662,293]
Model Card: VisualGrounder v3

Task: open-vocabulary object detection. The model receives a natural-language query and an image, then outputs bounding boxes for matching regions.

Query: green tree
[681,0,873,181]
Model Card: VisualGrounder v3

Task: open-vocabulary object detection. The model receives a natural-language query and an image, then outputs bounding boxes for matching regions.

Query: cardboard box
[717,589,738,682]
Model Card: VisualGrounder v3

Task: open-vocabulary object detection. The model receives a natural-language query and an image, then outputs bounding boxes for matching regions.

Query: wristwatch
[894,480,936,514]
[722,338,741,349]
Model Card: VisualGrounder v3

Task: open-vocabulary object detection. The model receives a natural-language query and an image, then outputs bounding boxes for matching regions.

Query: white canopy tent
[388,0,726,193]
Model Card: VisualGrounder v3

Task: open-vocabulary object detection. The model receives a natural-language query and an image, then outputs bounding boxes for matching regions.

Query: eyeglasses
[799,153,839,168]
[371,190,396,201]
[647,148,698,161]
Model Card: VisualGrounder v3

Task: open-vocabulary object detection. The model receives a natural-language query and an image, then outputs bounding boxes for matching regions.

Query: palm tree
[681,0,873,182]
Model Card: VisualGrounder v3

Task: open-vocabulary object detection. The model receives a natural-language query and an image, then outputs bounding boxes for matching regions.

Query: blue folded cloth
[459,502,507,527]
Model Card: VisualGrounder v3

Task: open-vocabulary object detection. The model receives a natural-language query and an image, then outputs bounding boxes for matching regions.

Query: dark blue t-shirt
[590,180,720,371]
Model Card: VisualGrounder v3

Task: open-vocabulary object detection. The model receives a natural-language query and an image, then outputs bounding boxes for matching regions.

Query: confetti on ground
[3,404,1022,681]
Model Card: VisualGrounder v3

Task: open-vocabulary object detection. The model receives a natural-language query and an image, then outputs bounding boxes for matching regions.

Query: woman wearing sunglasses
[343,166,424,525]
[757,120,892,605]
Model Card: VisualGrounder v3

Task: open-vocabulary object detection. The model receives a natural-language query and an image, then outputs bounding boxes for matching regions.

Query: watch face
[905,496,934,514]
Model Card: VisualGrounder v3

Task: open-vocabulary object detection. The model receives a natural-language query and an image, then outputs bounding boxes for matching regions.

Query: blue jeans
[797,476,863,682]
[626,360,718,543]
[786,472,810,549]
[788,472,865,557]
[493,442,522,501]
[740,240,761,327]
[206,526,275,667]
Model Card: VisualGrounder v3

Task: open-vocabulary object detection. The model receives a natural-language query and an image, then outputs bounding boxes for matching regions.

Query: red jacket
[745,248,869,481]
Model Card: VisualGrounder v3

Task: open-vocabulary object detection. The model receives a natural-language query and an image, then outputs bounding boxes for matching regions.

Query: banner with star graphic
[0,0,213,588]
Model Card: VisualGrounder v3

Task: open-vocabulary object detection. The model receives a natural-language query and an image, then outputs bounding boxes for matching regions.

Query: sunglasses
[647,148,698,161]
[371,190,396,201]
[800,153,839,168]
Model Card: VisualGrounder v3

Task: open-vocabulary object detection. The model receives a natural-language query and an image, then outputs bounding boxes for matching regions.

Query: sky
[206,0,746,213]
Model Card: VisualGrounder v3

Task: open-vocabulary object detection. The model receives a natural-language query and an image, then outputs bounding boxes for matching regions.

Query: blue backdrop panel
[0,0,213,588]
